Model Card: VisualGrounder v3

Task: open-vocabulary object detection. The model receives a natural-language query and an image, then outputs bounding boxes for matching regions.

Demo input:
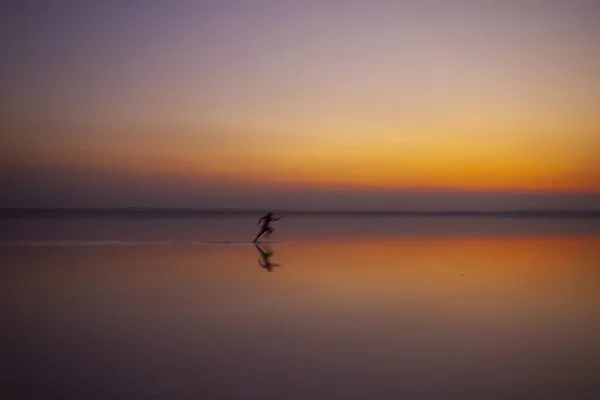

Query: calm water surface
[1,216,599,399]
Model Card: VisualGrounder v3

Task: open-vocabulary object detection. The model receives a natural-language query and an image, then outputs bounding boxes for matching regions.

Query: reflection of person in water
[253,212,282,243]
[255,244,281,272]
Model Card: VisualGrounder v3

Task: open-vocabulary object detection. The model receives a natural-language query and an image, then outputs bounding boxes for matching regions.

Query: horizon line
[1,207,599,217]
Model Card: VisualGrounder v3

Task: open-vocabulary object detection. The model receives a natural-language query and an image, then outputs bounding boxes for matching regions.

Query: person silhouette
[255,244,281,272]
[252,212,282,243]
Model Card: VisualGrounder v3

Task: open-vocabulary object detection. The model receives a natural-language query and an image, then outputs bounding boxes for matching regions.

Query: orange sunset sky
[1,1,598,209]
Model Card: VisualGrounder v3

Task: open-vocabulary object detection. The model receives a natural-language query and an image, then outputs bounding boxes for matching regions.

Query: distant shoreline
[1,208,599,218]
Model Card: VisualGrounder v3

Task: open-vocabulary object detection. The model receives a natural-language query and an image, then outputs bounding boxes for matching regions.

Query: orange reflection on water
[270,236,600,323]
[2,235,599,398]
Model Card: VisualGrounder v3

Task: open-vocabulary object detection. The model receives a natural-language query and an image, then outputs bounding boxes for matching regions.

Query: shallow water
[1,216,599,399]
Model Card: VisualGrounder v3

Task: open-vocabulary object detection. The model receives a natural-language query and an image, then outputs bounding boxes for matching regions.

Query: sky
[1,0,599,210]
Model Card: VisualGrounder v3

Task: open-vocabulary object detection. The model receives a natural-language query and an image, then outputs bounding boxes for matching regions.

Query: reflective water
[1,216,599,399]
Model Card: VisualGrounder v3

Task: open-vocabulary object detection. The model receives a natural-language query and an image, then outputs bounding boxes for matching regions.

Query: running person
[253,212,282,242]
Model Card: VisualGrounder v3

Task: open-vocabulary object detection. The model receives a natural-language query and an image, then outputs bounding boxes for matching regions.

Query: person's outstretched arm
[257,216,265,225]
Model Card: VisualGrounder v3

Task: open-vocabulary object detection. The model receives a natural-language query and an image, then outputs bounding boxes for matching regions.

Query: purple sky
[1,1,599,209]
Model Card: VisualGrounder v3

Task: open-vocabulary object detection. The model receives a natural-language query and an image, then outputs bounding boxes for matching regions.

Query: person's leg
[253,228,267,242]
[265,226,274,238]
